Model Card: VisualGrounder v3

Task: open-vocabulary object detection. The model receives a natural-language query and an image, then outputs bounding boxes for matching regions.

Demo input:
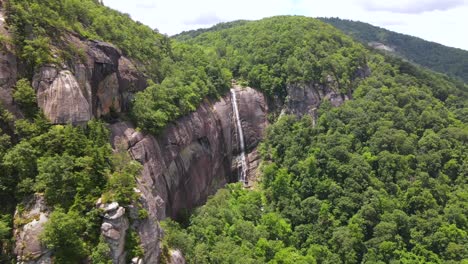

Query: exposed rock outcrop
[282,68,371,121]
[34,68,92,124]
[14,194,52,264]
[97,200,129,264]
[169,249,186,264]
[229,86,269,184]
[127,189,163,264]
[32,36,147,124]
[283,82,346,118]
[0,0,20,117]
[110,87,268,221]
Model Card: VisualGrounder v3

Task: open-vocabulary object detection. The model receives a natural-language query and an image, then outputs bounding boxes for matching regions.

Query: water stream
[231,89,248,183]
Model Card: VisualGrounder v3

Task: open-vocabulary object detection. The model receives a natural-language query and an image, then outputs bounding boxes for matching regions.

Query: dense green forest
[0,0,467,262]
[319,18,468,83]
[163,17,468,263]
[6,0,231,133]
[0,0,229,261]
[0,79,144,262]
[175,16,368,99]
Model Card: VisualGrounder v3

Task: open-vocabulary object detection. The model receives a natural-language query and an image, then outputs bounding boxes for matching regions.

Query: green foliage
[41,208,87,263]
[161,184,312,263]
[176,16,367,98]
[102,137,141,206]
[6,0,169,79]
[255,52,468,263]
[131,42,231,133]
[91,237,112,264]
[0,215,11,240]
[0,214,12,263]
[166,18,467,263]
[34,154,93,209]
[12,79,37,118]
[319,17,468,83]
[0,119,117,262]
[125,229,144,262]
[6,0,232,134]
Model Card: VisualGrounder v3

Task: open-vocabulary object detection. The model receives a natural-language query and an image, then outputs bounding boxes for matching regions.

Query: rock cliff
[282,67,371,120]
[97,200,130,263]
[107,87,267,262]
[14,194,52,264]
[110,86,268,222]
[32,36,147,124]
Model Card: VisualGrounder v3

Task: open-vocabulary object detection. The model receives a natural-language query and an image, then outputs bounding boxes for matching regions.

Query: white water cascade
[231,89,248,184]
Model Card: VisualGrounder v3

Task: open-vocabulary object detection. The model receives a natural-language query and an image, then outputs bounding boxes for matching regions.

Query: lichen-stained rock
[32,36,147,124]
[283,67,370,119]
[97,200,129,264]
[117,56,147,112]
[110,100,231,221]
[233,86,269,151]
[110,87,269,220]
[231,87,269,183]
[34,68,92,124]
[283,82,344,118]
[126,191,163,264]
[97,72,121,116]
[14,194,52,264]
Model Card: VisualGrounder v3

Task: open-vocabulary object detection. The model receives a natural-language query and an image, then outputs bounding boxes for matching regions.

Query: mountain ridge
[0,3,466,263]
[318,17,468,83]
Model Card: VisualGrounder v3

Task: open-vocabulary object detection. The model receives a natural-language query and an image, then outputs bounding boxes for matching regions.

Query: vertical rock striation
[32,37,147,125]
[109,87,268,220]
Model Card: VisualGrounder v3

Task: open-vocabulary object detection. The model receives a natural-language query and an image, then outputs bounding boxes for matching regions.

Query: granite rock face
[282,68,371,120]
[110,87,269,221]
[14,194,52,264]
[32,37,147,124]
[34,68,92,124]
[97,200,129,264]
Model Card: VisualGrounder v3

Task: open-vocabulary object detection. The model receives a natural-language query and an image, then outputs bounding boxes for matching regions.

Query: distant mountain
[173,20,249,41]
[319,17,468,83]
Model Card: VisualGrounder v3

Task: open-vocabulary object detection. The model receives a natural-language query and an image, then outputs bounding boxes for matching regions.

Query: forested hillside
[6,0,231,133]
[175,16,368,99]
[319,17,468,83]
[0,1,466,263]
[164,16,468,263]
[0,0,230,262]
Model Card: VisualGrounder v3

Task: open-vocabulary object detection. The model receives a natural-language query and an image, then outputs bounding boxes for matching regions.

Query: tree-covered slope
[173,20,249,41]
[319,17,468,83]
[163,16,468,264]
[175,16,369,99]
[0,0,230,261]
[5,0,231,134]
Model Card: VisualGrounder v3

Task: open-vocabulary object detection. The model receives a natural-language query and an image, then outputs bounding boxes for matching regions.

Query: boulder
[97,200,129,264]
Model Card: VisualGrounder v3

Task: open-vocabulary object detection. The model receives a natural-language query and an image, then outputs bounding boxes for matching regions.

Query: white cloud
[104,0,468,51]
[184,13,222,25]
[360,0,466,14]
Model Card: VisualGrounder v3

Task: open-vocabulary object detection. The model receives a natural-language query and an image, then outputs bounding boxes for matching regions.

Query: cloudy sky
[105,0,468,51]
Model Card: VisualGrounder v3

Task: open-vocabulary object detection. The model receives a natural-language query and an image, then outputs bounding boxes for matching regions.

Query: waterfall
[231,89,248,183]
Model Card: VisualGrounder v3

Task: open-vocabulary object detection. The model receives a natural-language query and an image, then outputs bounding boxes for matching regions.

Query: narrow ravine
[231,88,248,184]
